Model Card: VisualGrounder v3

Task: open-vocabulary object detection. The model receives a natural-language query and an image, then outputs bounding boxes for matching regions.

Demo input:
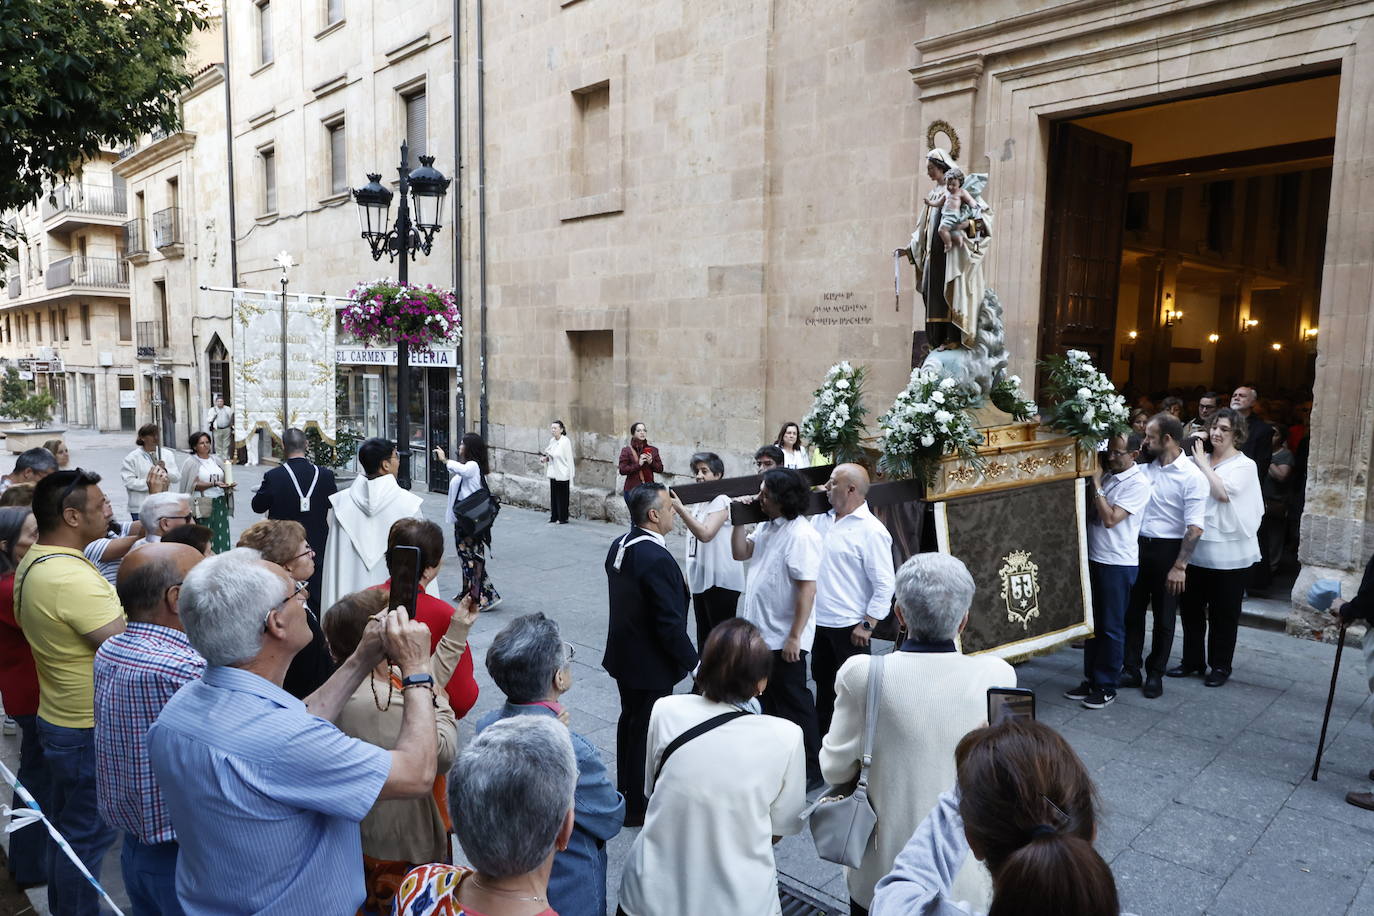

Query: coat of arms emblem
[998,550,1041,630]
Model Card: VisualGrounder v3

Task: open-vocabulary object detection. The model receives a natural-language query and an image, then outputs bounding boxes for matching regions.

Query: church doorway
[1037,71,1339,596]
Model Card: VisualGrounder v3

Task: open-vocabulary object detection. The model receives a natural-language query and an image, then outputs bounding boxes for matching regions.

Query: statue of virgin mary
[899,148,993,350]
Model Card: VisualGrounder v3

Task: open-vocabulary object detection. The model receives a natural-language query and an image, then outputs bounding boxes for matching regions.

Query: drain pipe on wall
[220,0,239,288]
[476,0,489,443]
[452,0,465,434]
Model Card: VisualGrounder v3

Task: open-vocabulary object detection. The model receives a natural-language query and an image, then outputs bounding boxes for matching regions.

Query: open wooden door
[1037,123,1131,376]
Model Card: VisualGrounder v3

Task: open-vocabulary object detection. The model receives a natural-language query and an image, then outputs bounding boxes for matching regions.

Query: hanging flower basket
[342,279,460,353]
[801,362,869,464]
[1039,350,1130,454]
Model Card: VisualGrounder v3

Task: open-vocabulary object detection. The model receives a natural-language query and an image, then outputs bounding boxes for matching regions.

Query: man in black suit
[250,427,338,696]
[603,482,698,826]
[1231,386,1273,481]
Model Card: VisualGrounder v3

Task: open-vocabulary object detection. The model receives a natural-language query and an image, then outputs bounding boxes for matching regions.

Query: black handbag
[452,476,500,541]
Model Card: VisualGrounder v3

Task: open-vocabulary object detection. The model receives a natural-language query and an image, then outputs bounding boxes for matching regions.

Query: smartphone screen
[468,558,485,606]
[387,544,422,618]
[987,687,1036,724]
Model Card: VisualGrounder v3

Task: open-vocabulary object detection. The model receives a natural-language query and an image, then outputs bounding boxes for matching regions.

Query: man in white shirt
[732,468,824,789]
[1065,433,1152,710]
[810,463,894,739]
[1122,414,1208,699]
[128,492,193,551]
[206,395,234,461]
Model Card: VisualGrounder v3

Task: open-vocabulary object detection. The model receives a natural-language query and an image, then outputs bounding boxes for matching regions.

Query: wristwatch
[860,620,874,632]
[400,673,435,690]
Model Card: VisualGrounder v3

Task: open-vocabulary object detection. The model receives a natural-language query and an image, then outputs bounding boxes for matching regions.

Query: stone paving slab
[5,429,1374,914]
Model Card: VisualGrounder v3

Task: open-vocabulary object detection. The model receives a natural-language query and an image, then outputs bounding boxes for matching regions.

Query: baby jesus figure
[929,167,979,252]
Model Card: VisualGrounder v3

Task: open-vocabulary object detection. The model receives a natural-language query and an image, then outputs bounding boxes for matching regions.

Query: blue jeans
[36,718,118,915]
[1084,562,1137,689]
[8,714,55,886]
[122,834,186,916]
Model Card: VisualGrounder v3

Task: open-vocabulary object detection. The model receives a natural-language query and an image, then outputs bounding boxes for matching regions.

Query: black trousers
[549,479,570,523]
[1179,565,1248,673]
[1124,537,1182,677]
[812,624,869,741]
[761,650,821,783]
[691,587,740,649]
[615,681,672,825]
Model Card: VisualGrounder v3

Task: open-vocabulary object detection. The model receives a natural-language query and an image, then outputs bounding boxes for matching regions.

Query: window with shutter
[330,123,347,194]
[405,91,427,159]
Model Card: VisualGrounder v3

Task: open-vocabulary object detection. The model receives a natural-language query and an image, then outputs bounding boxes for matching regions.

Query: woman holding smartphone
[178,430,235,553]
[617,422,663,509]
[435,433,501,611]
[542,420,574,524]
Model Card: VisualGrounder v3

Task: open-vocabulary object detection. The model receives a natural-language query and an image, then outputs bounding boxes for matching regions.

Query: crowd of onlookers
[5,394,1326,916]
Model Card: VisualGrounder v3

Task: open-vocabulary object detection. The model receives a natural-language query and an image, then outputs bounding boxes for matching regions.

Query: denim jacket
[475,703,626,916]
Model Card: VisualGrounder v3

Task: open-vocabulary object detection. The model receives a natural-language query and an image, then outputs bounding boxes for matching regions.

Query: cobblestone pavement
[4,429,1374,914]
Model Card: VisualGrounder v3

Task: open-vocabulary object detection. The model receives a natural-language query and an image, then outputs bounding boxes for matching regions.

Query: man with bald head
[810,463,895,741]
[1231,385,1273,482]
[95,542,207,915]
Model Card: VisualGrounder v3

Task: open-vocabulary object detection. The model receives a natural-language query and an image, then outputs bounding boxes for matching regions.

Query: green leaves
[0,0,208,270]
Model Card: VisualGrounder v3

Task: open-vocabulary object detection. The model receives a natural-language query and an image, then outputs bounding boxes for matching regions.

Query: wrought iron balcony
[152,207,182,249]
[42,184,128,221]
[123,218,148,257]
[136,319,168,359]
[45,256,129,291]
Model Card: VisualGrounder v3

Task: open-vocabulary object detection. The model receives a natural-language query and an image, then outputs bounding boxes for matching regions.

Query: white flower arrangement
[1039,350,1130,450]
[801,362,868,463]
[877,368,985,485]
[990,372,1037,421]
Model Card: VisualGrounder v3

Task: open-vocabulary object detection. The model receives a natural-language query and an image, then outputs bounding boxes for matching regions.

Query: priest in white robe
[320,436,431,612]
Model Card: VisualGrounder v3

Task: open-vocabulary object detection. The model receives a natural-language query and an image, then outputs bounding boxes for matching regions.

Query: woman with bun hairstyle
[871,717,1128,916]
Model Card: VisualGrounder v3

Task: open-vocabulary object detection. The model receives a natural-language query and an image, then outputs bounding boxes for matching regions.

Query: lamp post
[353,142,451,489]
[274,251,294,433]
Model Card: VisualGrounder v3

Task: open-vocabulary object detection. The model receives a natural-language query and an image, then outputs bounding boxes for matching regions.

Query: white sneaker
[3,717,16,736]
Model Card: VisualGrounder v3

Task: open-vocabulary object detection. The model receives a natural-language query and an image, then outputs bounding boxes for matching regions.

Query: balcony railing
[6,275,19,300]
[42,184,128,220]
[45,256,129,291]
[136,320,167,359]
[152,207,182,248]
[123,218,148,256]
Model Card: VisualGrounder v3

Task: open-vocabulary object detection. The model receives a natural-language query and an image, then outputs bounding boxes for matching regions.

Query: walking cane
[1311,620,1348,781]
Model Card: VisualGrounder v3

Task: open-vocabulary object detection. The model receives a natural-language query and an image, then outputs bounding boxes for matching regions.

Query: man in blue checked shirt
[147,548,439,915]
[95,543,207,916]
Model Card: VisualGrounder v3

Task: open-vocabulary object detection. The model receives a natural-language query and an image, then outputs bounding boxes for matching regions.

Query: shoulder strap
[15,551,92,625]
[653,710,748,782]
[858,655,884,781]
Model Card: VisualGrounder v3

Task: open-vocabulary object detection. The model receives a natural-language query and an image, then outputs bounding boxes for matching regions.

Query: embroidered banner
[232,291,338,444]
[935,476,1091,660]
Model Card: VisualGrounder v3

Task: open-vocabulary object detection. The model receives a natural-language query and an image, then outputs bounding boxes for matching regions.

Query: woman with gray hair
[475,613,624,916]
[394,716,577,916]
[820,552,1016,916]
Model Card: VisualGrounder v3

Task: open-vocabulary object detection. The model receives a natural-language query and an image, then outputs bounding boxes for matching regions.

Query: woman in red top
[617,422,663,511]
[374,518,480,718]
[0,505,54,888]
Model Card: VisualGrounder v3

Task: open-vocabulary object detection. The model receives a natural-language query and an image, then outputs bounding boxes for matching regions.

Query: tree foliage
[0,0,210,268]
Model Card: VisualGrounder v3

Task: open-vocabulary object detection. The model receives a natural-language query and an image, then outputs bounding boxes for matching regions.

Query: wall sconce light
[1208,333,1220,343]
[1303,327,1319,340]
[1164,307,1183,327]
[1271,341,1283,351]
[1242,317,1259,333]
[1127,330,1138,340]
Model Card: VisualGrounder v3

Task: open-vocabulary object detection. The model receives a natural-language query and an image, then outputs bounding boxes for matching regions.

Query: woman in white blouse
[617,619,805,916]
[1173,407,1263,688]
[540,420,575,525]
[670,452,746,648]
[434,433,501,611]
[177,430,235,553]
[774,421,811,470]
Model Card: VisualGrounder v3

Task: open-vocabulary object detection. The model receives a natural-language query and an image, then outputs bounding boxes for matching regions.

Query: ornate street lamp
[353,142,451,489]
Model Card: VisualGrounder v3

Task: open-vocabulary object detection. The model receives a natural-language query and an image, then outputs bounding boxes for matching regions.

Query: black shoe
[1166,664,1205,678]
[1081,688,1117,710]
[1119,668,1143,688]
[1063,681,1093,702]
[1204,669,1230,687]
[1142,675,1164,699]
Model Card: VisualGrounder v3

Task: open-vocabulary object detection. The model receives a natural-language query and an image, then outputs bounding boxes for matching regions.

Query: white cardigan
[820,649,1015,910]
[543,435,574,482]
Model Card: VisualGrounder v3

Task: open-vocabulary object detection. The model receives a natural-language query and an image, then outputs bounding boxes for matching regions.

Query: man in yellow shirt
[16,469,126,915]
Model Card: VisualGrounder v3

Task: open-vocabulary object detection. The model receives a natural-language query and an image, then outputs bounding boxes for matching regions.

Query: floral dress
[392,864,556,916]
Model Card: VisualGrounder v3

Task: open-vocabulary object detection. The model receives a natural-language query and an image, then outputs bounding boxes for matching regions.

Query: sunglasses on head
[59,468,101,508]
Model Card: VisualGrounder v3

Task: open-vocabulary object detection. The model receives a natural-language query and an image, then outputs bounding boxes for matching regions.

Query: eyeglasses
[1107,449,1133,458]
[562,641,577,665]
[291,547,316,561]
[263,580,310,632]
[174,513,196,525]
